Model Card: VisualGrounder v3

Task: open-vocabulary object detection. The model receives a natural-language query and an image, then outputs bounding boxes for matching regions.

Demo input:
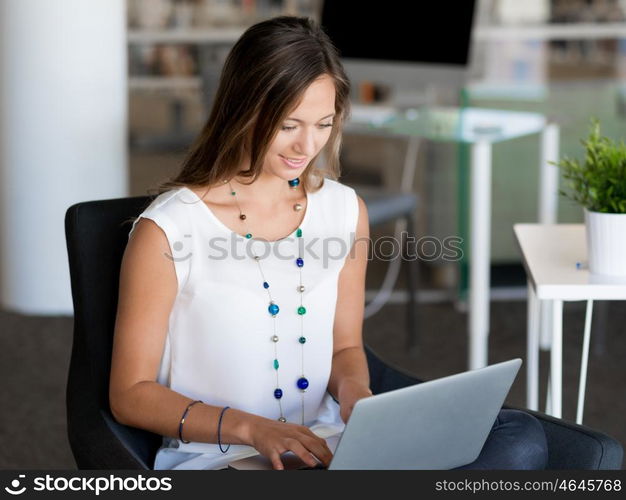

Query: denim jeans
[454,409,549,470]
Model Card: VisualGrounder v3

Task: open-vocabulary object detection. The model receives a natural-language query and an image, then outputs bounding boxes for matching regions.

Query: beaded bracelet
[178,400,203,444]
[217,406,231,453]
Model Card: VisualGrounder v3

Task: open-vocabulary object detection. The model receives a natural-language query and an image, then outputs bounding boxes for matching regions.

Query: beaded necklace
[226,177,308,425]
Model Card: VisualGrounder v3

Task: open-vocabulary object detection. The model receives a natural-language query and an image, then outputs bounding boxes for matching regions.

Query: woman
[109,16,547,471]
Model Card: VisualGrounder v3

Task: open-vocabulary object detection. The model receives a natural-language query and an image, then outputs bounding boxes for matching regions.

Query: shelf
[127,27,245,44]
[474,23,626,40]
[128,76,201,92]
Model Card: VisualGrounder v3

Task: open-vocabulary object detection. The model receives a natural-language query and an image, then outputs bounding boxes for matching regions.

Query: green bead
[245,233,252,239]
[299,336,306,344]
[297,306,306,315]
[231,191,236,195]
[296,228,302,237]
[273,359,279,370]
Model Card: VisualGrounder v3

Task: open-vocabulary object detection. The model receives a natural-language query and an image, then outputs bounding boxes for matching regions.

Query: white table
[514,223,626,423]
[349,106,560,369]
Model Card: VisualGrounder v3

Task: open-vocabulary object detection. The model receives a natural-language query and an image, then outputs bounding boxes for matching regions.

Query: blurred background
[1,0,625,468]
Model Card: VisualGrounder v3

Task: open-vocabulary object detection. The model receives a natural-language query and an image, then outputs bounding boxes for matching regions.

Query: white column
[0,0,128,314]
[538,124,559,351]
[469,141,492,369]
[538,123,560,224]
[538,123,559,351]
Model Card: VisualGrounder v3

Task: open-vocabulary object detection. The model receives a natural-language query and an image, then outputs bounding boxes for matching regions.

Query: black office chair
[64,195,623,470]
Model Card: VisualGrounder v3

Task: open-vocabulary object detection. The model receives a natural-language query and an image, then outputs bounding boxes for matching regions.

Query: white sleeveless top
[127,178,359,470]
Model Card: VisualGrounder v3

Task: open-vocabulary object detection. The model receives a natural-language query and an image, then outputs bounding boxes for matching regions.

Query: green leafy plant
[553,119,626,213]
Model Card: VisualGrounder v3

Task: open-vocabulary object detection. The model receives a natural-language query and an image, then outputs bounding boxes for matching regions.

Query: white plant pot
[584,208,626,277]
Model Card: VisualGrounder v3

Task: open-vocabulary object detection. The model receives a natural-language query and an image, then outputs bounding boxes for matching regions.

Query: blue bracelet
[218,406,231,453]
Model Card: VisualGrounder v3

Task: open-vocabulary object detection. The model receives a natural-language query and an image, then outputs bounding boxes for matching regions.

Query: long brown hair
[153,16,350,196]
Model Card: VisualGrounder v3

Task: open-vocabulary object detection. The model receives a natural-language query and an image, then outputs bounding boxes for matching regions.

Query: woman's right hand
[245,417,333,470]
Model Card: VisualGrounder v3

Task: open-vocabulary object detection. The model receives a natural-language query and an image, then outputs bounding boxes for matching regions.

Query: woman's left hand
[338,380,373,423]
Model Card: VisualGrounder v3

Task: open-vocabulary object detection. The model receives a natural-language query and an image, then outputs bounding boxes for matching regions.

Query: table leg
[538,123,560,225]
[576,300,594,425]
[469,141,492,370]
[540,301,553,351]
[550,300,563,418]
[527,281,540,411]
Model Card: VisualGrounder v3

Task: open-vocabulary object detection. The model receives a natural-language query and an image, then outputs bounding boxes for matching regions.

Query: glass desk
[348,106,560,369]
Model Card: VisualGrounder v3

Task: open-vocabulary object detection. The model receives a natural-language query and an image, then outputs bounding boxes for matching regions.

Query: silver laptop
[228,358,522,470]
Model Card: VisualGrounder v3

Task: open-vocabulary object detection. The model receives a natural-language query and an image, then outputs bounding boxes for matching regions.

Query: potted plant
[555,119,626,277]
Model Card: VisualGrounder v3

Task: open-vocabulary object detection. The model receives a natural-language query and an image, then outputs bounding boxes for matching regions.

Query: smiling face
[262,74,336,182]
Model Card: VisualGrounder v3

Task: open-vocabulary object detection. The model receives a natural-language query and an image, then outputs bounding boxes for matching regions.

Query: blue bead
[288,178,300,187]
[263,281,269,289]
[296,257,304,268]
[274,388,283,399]
[297,377,309,390]
[268,303,280,315]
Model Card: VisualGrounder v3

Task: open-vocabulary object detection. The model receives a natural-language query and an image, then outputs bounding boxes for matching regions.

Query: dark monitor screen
[320,1,476,67]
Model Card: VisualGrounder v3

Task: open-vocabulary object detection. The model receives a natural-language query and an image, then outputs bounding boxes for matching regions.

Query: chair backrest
[65,195,161,469]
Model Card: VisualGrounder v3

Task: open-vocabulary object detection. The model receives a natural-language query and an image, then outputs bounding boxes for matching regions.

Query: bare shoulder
[121,217,178,299]
[126,217,170,257]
